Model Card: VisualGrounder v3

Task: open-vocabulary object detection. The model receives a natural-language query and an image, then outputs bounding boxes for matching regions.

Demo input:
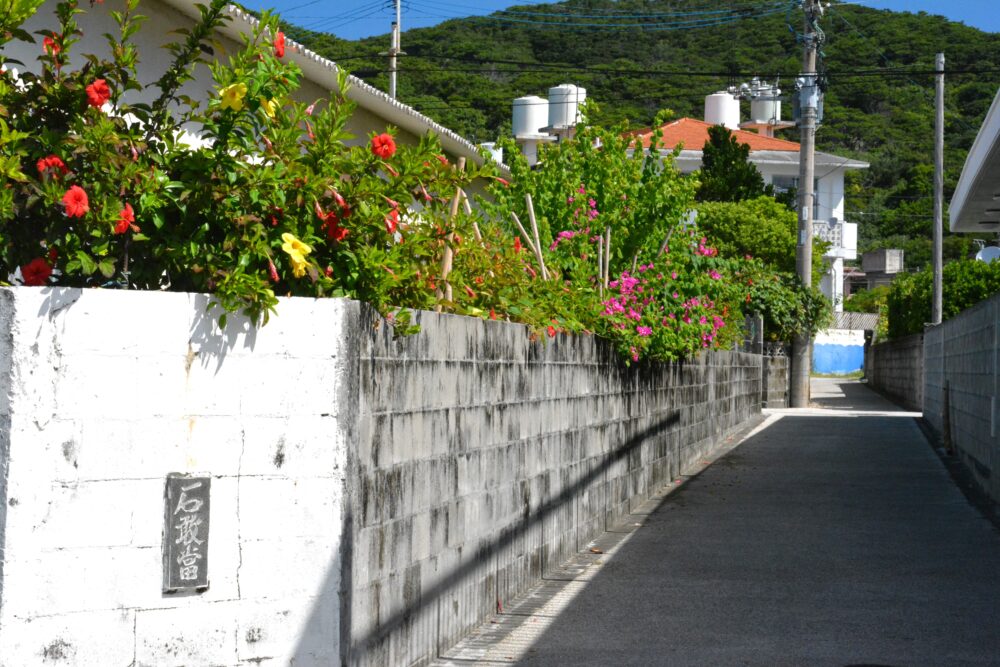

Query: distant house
[630,116,869,313]
[4,0,496,177]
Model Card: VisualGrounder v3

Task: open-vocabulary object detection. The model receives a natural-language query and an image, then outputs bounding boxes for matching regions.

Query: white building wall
[0,288,351,666]
[755,163,845,223]
[757,164,852,311]
[4,0,423,147]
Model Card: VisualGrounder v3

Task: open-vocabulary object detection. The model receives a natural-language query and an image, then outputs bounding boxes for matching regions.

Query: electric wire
[410,0,791,20]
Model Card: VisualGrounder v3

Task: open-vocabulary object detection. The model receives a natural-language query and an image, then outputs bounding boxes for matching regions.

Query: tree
[695,197,826,281]
[696,125,773,203]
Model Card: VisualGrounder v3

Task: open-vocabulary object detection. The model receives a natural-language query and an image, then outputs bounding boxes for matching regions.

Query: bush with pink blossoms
[598,232,744,361]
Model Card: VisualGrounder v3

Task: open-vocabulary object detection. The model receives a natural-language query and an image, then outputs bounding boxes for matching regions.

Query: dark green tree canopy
[281,1,1000,269]
[696,125,773,203]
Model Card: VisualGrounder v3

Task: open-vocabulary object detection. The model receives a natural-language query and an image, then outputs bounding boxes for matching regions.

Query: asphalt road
[444,379,1000,667]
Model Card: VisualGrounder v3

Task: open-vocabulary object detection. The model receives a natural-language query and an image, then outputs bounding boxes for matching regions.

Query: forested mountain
[281,0,1000,268]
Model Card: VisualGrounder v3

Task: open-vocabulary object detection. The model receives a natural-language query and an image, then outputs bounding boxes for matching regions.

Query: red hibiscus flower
[370,133,396,159]
[62,185,89,218]
[546,325,556,338]
[43,36,60,56]
[316,200,350,241]
[36,155,68,178]
[326,220,348,242]
[85,79,111,108]
[114,203,135,234]
[22,258,53,286]
[384,208,399,234]
[274,31,285,58]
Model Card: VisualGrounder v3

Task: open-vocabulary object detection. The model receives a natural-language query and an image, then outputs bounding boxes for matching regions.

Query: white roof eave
[950,88,1000,233]
[656,149,868,170]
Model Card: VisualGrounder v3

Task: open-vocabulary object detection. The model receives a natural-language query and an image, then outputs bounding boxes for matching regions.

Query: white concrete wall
[0,288,353,666]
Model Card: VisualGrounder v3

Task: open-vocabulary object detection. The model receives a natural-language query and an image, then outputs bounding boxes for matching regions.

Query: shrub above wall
[886,260,1000,338]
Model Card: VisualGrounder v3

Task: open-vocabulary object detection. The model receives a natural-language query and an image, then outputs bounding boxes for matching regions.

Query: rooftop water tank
[750,83,782,124]
[512,95,549,137]
[704,92,740,130]
[479,142,503,164]
[976,246,1000,263]
[548,84,586,129]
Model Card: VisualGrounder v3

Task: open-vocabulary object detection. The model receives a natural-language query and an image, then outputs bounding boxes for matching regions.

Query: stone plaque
[163,474,211,593]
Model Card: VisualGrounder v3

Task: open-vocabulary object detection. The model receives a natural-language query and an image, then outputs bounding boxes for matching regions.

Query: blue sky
[249,0,999,40]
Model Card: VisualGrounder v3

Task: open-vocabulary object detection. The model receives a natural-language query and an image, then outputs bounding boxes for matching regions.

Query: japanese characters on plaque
[163,474,211,593]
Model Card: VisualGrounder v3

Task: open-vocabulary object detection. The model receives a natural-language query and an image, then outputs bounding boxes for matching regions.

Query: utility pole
[932,52,944,325]
[384,0,402,99]
[790,0,822,408]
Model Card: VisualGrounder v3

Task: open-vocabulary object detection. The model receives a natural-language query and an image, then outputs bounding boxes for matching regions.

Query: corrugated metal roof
[833,312,880,331]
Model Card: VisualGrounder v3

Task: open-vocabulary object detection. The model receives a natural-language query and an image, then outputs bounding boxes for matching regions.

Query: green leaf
[76,251,97,275]
[97,259,115,278]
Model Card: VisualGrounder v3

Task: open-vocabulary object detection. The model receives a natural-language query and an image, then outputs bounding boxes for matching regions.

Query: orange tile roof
[630,117,801,152]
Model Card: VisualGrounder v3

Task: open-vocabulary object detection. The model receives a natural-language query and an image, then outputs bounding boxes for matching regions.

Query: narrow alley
[438,379,1000,667]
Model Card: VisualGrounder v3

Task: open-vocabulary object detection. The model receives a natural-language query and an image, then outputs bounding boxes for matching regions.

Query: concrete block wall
[0,290,766,666]
[924,296,1000,504]
[866,333,924,411]
[346,309,763,666]
[762,356,789,408]
[0,288,353,666]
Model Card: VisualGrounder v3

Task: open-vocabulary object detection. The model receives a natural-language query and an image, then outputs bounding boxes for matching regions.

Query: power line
[411,0,783,18]
[410,0,791,21]
[348,61,1000,80]
[449,6,793,31]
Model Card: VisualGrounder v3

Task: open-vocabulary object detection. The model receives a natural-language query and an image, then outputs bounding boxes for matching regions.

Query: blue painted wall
[813,343,865,374]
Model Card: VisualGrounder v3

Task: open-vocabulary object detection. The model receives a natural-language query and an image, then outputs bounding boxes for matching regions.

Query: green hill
[281,0,1000,268]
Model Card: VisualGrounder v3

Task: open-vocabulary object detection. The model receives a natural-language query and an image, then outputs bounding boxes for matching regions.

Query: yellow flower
[281,233,312,278]
[259,97,278,119]
[219,83,248,112]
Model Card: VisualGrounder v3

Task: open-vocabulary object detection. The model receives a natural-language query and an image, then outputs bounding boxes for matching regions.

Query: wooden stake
[597,235,604,299]
[436,157,465,312]
[459,189,483,244]
[510,212,537,256]
[604,227,611,288]
[524,193,549,280]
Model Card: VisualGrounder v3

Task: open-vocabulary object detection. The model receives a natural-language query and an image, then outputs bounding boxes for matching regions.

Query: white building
[630,112,868,312]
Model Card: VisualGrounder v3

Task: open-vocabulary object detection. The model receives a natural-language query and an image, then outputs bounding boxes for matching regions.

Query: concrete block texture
[866,333,924,411]
[924,295,1000,505]
[0,288,353,666]
[762,356,790,408]
[347,307,762,667]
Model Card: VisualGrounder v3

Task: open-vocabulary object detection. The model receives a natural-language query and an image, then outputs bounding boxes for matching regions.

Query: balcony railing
[813,220,842,247]
[813,220,857,259]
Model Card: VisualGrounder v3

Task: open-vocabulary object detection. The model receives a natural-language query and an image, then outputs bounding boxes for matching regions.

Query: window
[770,175,820,219]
